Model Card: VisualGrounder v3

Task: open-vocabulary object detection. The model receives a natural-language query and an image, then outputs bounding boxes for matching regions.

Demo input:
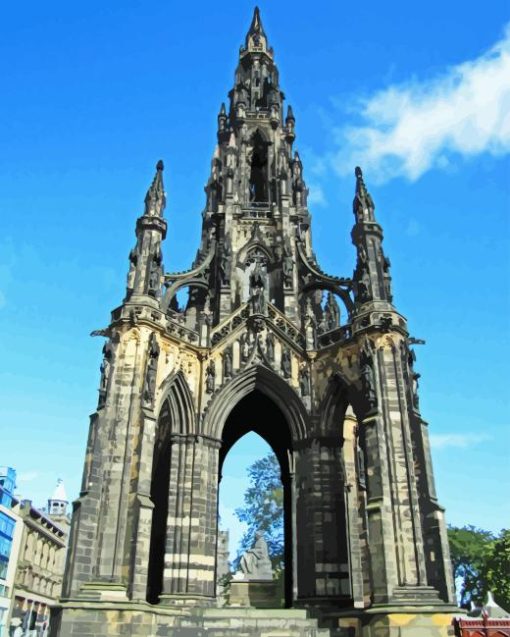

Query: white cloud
[429,433,491,450]
[17,471,39,483]
[308,182,326,206]
[333,23,510,182]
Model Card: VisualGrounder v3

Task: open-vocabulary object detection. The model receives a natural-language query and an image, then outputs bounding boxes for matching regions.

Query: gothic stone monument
[51,8,457,637]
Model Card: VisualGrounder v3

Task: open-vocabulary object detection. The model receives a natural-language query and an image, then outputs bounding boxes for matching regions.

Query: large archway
[218,389,293,606]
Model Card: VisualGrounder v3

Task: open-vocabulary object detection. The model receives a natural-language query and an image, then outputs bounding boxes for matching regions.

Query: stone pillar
[128,410,157,601]
[62,413,103,597]
[411,414,456,603]
[295,437,349,602]
[342,409,365,608]
[161,435,220,601]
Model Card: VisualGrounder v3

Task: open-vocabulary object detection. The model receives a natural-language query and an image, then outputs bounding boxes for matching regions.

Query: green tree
[484,529,510,611]
[234,452,284,571]
[448,525,494,607]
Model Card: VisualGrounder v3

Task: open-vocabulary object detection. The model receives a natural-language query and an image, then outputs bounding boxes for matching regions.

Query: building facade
[0,468,22,637]
[0,475,69,637]
[53,9,457,637]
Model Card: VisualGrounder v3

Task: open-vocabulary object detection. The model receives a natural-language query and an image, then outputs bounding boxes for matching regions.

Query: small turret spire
[246,6,266,41]
[144,160,166,217]
[353,166,375,222]
[244,6,271,55]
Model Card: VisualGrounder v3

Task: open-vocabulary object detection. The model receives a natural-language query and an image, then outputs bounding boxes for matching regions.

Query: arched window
[249,131,268,203]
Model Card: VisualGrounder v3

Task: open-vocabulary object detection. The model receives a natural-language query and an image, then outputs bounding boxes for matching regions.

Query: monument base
[50,599,459,636]
[228,578,282,608]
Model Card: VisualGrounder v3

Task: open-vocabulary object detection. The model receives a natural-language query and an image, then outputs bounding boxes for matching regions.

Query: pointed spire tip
[355,166,363,179]
[156,159,164,172]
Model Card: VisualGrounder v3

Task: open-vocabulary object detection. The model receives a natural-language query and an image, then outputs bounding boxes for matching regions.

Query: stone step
[171,608,332,636]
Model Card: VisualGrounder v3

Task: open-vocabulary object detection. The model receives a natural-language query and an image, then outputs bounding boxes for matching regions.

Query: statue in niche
[219,241,231,285]
[282,243,294,287]
[299,367,310,396]
[360,349,377,411]
[98,342,113,408]
[206,360,216,394]
[412,372,421,410]
[223,349,233,380]
[265,332,275,362]
[240,333,251,363]
[281,348,292,379]
[357,266,371,303]
[324,292,340,330]
[143,334,160,408]
[148,247,162,297]
[126,247,138,290]
[235,532,273,581]
[249,261,267,314]
[356,438,367,489]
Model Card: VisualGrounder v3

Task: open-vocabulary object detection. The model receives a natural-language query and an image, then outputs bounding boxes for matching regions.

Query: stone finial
[144,160,166,217]
[244,6,270,54]
[353,165,375,221]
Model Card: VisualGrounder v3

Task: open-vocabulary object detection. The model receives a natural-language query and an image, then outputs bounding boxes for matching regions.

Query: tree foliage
[234,452,284,571]
[484,529,510,611]
[448,525,510,611]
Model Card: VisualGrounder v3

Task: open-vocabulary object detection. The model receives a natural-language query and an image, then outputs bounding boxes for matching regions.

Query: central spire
[244,6,269,52]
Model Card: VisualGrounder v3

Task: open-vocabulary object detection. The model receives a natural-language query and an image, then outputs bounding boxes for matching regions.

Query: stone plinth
[228,579,281,608]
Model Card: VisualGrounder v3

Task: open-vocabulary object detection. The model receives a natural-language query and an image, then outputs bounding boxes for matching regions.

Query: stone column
[295,437,349,602]
[411,414,456,603]
[342,408,365,608]
[161,435,220,601]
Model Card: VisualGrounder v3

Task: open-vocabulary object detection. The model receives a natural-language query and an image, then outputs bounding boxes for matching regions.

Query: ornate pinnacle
[286,105,295,123]
[144,160,166,217]
[247,6,266,39]
[353,165,375,221]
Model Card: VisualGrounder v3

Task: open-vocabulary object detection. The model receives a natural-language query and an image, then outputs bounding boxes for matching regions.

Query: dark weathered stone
[54,7,457,637]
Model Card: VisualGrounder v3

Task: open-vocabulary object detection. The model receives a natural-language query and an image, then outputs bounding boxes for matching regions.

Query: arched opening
[146,400,172,604]
[249,131,269,203]
[218,432,284,602]
[219,389,293,607]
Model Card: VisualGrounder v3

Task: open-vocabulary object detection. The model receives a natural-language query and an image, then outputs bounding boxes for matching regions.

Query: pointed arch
[202,364,308,443]
[155,370,196,436]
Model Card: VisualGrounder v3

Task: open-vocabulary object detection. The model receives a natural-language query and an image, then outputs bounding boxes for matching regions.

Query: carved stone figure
[249,262,266,314]
[126,247,138,291]
[281,348,292,379]
[223,349,233,380]
[299,367,310,396]
[143,334,160,408]
[98,342,113,408]
[356,440,367,489]
[357,266,371,303]
[240,333,251,363]
[237,532,273,581]
[360,349,377,411]
[206,360,216,394]
[148,248,162,298]
[324,292,340,330]
[219,241,231,285]
[412,372,421,410]
[265,332,275,362]
[282,243,293,287]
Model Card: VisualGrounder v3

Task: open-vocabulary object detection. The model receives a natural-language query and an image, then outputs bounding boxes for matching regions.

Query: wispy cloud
[17,471,39,483]
[308,182,326,206]
[430,433,491,450]
[333,23,510,183]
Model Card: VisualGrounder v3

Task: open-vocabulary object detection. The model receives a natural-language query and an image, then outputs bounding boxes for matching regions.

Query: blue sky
[0,1,509,560]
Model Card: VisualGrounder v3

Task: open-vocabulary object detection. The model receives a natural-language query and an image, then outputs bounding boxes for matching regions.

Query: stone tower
[53,8,457,637]
[48,478,70,528]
